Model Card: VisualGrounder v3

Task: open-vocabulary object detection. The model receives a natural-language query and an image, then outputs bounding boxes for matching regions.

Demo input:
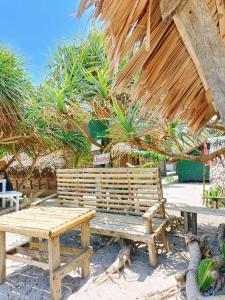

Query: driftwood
[184,235,202,300]
[148,284,181,300]
[95,240,133,284]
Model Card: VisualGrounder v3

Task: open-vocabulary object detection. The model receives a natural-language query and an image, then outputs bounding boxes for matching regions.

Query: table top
[0,191,22,197]
[0,206,96,239]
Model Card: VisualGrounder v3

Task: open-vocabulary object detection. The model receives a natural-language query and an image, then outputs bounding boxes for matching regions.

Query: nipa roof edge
[78,0,224,131]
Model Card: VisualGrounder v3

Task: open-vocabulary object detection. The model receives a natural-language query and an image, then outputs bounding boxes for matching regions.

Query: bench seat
[90,212,168,242]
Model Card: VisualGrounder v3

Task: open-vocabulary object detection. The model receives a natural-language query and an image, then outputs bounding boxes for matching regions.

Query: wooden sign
[93,153,110,165]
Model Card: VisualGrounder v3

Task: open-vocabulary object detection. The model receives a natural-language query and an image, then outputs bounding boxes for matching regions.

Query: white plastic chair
[0,179,22,211]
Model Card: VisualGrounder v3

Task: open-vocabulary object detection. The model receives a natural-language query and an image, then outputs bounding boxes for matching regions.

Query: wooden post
[183,212,189,233]
[162,230,169,251]
[145,219,153,234]
[202,164,206,204]
[191,213,197,235]
[0,232,6,283]
[81,221,90,277]
[147,240,157,267]
[48,236,61,300]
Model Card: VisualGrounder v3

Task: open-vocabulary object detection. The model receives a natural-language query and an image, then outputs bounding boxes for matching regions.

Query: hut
[78,0,225,132]
[3,151,70,196]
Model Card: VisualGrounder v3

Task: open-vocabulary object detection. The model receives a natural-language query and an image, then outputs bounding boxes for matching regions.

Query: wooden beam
[160,0,187,20]
[171,0,225,123]
[216,0,225,42]
[6,254,49,269]
[53,247,93,280]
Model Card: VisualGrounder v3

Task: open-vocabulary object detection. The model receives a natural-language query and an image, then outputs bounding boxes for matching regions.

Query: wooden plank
[172,0,225,121]
[6,254,49,269]
[57,167,159,173]
[166,202,225,217]
[49,211,96,238]
[30,242,81,255]
[216,0,225,42]
[0,232,6,283]
[48,236,61,300]
[53,247,93,280]
[160,0,185,20]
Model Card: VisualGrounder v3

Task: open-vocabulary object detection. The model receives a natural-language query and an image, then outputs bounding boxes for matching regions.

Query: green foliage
[108,100,145,143]
[198,258,216,292]
[47,30,111,108]
[204,187,222,207]
[133,150,166,161]
[0,47,30,106]
[221,243,225,260]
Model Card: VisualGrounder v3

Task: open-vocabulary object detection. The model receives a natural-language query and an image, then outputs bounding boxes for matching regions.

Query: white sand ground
[0,181,223,300]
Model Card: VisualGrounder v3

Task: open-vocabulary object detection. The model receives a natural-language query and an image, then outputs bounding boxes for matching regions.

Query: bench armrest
[143,199,165,234]
[143,199,165,220]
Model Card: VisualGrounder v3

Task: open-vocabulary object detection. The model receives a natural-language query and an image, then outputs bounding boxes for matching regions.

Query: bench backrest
[56,168,163,215]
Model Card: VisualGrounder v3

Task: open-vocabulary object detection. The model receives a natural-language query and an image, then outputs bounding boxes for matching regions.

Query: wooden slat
[0,207,95,238]
[56,168,163,214]
[6,254,49,269]
[53,247,93,280]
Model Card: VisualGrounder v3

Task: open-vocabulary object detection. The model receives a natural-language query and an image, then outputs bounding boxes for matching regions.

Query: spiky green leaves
[198,258,216,292]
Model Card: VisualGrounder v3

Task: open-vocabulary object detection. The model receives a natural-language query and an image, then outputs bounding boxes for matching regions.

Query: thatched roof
[5,151,69,177]
[78,0,225,131]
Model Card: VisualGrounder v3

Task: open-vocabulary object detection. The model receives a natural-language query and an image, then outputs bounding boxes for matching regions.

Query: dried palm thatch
[5,151,69,177]
[78,0,224,131]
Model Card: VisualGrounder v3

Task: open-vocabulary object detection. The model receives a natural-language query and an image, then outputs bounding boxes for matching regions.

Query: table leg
[0,232,6,283]
[81,221,90,278]
[48,236,61,300]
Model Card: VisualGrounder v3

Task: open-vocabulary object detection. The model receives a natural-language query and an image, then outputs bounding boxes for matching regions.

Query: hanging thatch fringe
[78,0,222,131]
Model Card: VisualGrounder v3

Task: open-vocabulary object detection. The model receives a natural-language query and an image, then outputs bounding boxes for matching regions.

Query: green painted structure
[177,151,210,183]
[88,119,110,142]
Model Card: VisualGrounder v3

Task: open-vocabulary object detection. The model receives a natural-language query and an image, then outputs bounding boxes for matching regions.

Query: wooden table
[0,206,96,300]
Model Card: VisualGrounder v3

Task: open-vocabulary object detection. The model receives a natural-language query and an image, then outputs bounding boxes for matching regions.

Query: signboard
[93,153,110,166]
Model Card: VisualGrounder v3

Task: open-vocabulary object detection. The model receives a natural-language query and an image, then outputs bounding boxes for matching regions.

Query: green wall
[177,159,210,182]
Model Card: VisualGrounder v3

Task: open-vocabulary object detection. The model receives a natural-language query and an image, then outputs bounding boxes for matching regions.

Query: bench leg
[147,240,157,267]
[162,230,169,251]
[0,232,6,283]
[48,236,61,300]
[81,221,90,278]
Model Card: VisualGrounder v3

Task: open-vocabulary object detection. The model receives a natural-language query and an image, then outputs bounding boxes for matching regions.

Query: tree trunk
[185,236,202,300]
[18,155,38,189]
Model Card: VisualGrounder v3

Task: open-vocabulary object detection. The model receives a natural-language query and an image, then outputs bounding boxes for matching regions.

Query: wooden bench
[56,168,169,267]
[166,203,225,235]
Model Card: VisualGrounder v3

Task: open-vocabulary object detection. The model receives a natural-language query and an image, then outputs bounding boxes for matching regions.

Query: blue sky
[0,0,90,84]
